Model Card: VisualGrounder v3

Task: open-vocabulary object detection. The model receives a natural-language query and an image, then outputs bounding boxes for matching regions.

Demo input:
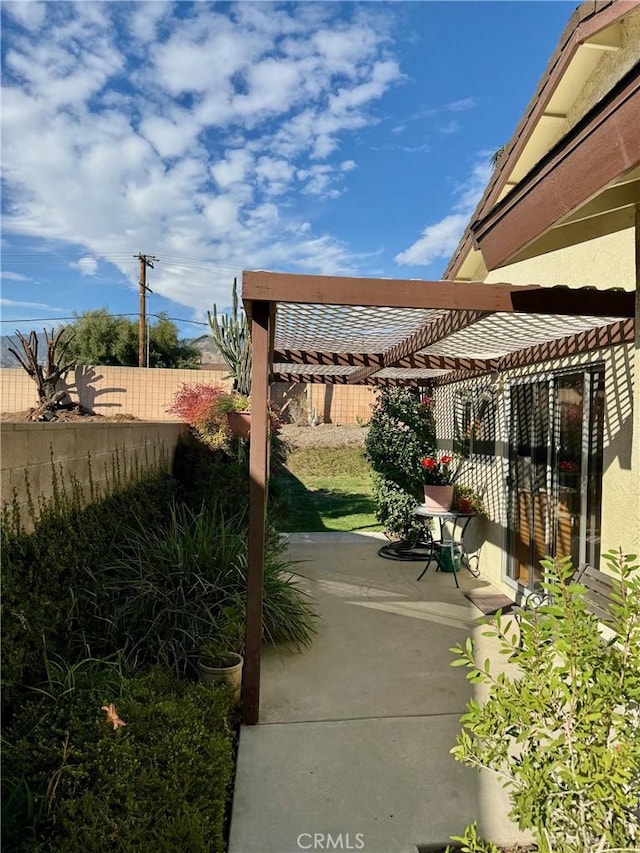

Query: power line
[0,313,208,326]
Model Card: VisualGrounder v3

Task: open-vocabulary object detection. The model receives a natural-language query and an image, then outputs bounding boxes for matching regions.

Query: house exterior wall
[484,226,635,291]
[440,225,637,595]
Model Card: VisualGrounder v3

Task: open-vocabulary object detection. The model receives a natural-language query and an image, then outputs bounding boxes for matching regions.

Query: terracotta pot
[227,411,251,438]
[457,497,473,514]
[423,485,454,512]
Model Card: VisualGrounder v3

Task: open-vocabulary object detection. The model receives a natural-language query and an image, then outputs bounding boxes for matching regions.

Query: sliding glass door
[506,368,604,591]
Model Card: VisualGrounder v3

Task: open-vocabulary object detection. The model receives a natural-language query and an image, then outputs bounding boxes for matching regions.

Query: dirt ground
[280,423,368,449]
[0,411,367,448]
[0,407,140,423]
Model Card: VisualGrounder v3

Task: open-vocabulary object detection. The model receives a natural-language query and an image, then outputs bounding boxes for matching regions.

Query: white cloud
[395,155,492,267]
[1,271,29,281]
[438,120,460,135]
[72,256,98,276]
[3,1,47,32]
[1,3,402,311]
[0,297,64,311]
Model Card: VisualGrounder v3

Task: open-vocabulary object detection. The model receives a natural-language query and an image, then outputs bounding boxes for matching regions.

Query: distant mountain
[1,332,50,367]
[188,335,228,369]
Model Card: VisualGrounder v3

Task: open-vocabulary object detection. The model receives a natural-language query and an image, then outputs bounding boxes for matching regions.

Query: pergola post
[243,300,270,725]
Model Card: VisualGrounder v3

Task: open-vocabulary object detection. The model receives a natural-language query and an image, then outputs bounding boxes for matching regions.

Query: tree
[8,328,76,419]
[59,309,200,368]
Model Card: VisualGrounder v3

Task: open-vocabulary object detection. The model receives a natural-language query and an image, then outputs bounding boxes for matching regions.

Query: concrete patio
[229,532,526,853]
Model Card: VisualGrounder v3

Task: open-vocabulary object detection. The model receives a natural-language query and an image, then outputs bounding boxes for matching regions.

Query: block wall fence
[1,421,187,527]
[1,366,377,424]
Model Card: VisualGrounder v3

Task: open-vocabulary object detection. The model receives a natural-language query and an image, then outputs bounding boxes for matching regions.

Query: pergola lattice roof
[246,272,634,387]
[241,269,635,726]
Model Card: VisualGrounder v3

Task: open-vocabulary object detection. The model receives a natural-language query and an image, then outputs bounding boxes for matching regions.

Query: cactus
[207,278,252,396]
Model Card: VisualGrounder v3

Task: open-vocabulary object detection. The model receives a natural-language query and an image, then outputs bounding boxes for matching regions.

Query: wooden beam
[244,272,634,318]
[273,349,385,367]
[244,300,270,726]
[473,64,640,270]
[392,354,500,371]
[435,318,634,385]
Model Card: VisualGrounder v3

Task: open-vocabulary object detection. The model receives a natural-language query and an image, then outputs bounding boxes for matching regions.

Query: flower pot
[423,485,454,512]
[197,652,243,704]
[227,411,251,438]
[456,497,473,514]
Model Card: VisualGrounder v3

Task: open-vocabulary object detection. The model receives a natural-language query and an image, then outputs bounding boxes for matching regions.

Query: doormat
[464,591,516,616]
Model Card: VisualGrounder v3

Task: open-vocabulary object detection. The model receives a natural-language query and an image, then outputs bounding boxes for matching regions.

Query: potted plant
[197,642,243,703]
[214,392,252,438]
[419,453,458,511]
[197,614,244,702]
[453,484,486,515]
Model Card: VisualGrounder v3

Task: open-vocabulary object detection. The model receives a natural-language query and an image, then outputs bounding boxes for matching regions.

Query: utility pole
[135,253,157,367]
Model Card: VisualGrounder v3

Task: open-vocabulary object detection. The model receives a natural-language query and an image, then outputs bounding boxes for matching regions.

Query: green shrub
[1,469,177,714]
[2,664,234,852]
[77,501,317,676]
[450,550,640,853]
[365,388,436,537]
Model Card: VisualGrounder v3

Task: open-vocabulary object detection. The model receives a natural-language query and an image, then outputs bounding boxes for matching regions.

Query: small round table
[412,506,477,589]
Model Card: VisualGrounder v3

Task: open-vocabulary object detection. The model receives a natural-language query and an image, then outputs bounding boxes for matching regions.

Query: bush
[1,468,177,715]
[365,388,436,537]
[2,663,234,852]
[76,501,317,676]
[167,382,230,448]
[450,550,640,853]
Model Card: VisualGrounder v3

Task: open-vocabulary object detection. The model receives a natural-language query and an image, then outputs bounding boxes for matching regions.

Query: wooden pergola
[241,271,635,724]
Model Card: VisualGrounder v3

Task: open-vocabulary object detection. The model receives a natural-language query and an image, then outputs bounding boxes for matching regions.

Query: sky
[1,0,575,340]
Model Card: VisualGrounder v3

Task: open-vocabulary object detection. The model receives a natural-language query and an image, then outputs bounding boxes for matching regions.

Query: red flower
[440,455,452,465]
[421,457,436,469]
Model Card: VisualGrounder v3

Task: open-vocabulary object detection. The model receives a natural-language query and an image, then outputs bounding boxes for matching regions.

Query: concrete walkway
[229,532,524,853]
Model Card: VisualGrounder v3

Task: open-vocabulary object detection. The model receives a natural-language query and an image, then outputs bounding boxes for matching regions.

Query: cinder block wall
[308,384,377,424]
[2,367,377,424]
[1,422,186,526]
[1,367,232,421]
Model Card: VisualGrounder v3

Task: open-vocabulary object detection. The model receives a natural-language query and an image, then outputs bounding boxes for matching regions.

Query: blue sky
[1,1,574,340]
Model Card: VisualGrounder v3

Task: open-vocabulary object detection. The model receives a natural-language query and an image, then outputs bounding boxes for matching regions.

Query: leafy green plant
[80,501,316,676]
[213,391,252,414]
[2,664,234,852]
[446,822,499,852]
[450,550,640,853]
[453,484,486,515]
[365,388,436,537]
[1,465,176,715]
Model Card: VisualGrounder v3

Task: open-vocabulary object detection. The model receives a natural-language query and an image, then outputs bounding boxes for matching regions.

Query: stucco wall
[1,421,186,527]
[457,221,638,595]
[484,226,636,291]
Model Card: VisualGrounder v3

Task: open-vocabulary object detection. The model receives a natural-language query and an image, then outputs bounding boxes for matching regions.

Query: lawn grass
[275,445,383,533]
